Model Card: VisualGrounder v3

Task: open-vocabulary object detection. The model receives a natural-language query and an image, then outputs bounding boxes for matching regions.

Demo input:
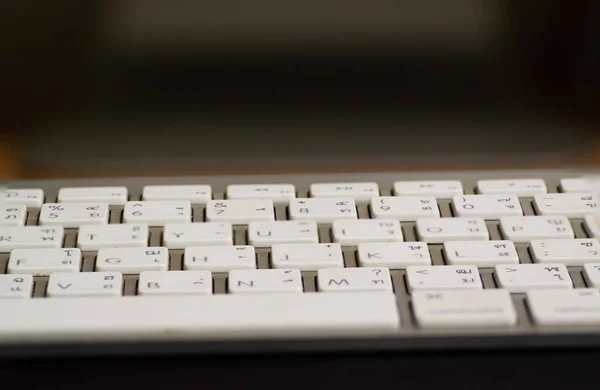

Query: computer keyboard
[2,169,600,357]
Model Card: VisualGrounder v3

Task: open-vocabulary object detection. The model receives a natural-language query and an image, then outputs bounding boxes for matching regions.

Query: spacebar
[0,292,400,343]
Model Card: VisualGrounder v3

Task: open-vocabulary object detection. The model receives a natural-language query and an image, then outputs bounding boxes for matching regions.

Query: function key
[476,178,547,196]
[58,187,128,206]
[226,184,295,205]
[310,182,379,203]
[142,185,212,204]
[393,180,463,199]
[5,189,44,208]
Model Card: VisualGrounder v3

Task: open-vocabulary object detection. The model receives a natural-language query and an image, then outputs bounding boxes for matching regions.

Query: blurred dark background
[1,1,599,178]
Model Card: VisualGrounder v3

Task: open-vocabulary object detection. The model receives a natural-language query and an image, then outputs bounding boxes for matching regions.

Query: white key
[0,274,34,299]
[163,222,232,249]
[138,270,212,295]
[527,289,600,326]
[7,248,81,275]
[206,199,274,224]
[5,189,44,208]
[406,265,482,292]
[96,247,169,274]
[499,216,574,243]
[495,263,572,293]
[412,289,517,328]
[184,245,256,272]
[416,218,489,243]
[289,198,357,223]
[58,187,128,206]
[248,220,319,247]
[226,184,295,205]
[228,269,303,294]
[317,267,392,292]
[452,194,523,219]
[393,180,463,199]
[0,293,400,341]
[331,219,403,245]
[47,272,123,298]
[583,263,600,288]
[310,182,379,203]
[584,213,600,238]
[370,196,439,221]
[443,241,519,267]
[77,223,149,251]
[142,185,212,204]
[533,193,600,218]
[123,201,191,226]
[271,243,344,271]
[531,239,600,265]
[560,178,591,193]
[0,204,26,226]
[0,226,64,252]
[40,203,109,228]
[357,242,431,269]
[476,179,547,196]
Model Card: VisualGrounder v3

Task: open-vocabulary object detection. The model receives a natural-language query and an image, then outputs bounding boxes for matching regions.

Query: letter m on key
[328,279,349,286]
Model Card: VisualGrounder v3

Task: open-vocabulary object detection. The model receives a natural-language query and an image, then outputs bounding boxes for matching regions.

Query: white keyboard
[3,169,600,354]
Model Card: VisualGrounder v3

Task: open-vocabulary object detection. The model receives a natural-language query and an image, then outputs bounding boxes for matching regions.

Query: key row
[2,215,600,252]
[4,263,600,298]
[5,177,598,208]
[5,239,600,274]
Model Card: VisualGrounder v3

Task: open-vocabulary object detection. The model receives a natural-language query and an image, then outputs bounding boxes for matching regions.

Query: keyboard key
[443,240,519,267]
[370,196,439,221]
[184,245,256,272]
[533,193,599,218]
[412,289,517,329]
[138,270,212,295]
[77,223,149,251]
[289,198,357,223]
[5,189,44,208]
[495,264,572,293]
[142,185,212,204]
[310,182,379,203]
[476,179,547,196]
[123,201,191,226]
[40,203,109,228]
[58,187,128,206]
[527,289,600,326]
[584,213,600,238]
[406,265,482,292]
[228,269,303,294]
[452,194,523,219]
[96,247,169,274]
[0,226,64,252]
[270,243,344,271]
[226,184,295,204]
[583,263,600,288]
[0,293,400,340]
[499,216,574,243]
[163,222,233,249]
[357,242,431,268]
[317,267,393,292]
[0,204,27,226]
[0,274,34,299]
[7,248,81,275]
[530,239,600,265]
[416,218,489,243]
[560,178,592,193]
[393,180,463,199]
[205,199,274,224]
[47,272,123,298]
[331,219,403,245]
[247,220,319,247]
